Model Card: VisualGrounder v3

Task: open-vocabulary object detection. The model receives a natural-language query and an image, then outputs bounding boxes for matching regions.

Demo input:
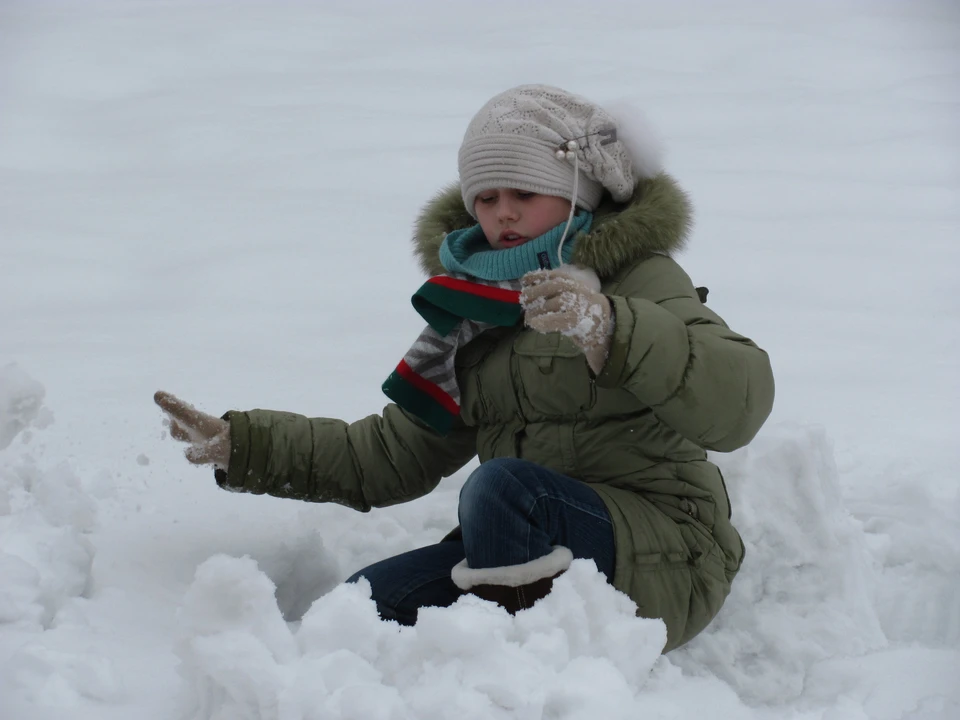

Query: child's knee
[459,458,538,523]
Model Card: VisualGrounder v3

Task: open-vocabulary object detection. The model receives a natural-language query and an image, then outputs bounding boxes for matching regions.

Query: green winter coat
[218,174,775,652]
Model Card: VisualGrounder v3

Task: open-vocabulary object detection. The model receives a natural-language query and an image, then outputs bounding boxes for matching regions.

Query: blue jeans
[346,458,616,624]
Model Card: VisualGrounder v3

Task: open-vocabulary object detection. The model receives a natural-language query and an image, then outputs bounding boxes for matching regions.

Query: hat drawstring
[553,128,617,267]
[555,140,581,267]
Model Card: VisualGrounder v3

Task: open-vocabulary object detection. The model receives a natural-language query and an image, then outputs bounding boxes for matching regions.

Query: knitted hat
[458,84,661,219]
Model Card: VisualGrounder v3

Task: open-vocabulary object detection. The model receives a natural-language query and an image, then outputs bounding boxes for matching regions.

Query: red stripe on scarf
[427,276,521,304]
[395,359,461,416]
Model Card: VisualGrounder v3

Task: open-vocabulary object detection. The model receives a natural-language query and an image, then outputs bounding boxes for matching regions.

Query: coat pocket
[512,331,595,416]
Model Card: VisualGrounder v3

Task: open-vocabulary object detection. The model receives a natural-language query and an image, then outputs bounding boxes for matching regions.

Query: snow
[1,1,959,718]
[176,556,674,720]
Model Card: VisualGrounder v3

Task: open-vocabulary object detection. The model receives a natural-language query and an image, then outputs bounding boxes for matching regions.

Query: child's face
[474,188,572,249]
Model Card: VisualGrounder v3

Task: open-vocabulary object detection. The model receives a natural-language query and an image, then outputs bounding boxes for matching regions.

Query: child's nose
[498,198,519,221]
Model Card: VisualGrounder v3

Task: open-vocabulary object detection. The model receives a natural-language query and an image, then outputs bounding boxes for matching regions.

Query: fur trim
[576,173,693,278]
[451,546,574,590]
[412,173,692,279]
[412,182,474,278]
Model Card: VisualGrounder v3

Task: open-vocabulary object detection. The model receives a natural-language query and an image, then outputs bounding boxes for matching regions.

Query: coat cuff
[214,410,252,491]
[451,546,573,590]
[594,294,637,389]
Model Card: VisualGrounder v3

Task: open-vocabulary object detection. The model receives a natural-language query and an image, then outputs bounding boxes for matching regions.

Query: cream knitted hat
[458,84,659,219]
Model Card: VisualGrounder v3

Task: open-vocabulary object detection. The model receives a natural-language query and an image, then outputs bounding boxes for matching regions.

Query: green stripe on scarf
[412,279,522,335]
[383,360,460,435]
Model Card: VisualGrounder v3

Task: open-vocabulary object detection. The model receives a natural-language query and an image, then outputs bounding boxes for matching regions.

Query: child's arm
[214,404,477,510]
[596,255,775,452]
[154,391,477,510]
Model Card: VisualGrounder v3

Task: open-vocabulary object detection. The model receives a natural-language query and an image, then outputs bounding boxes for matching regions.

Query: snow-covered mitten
[154,391,231,470]
[520,266,614,375]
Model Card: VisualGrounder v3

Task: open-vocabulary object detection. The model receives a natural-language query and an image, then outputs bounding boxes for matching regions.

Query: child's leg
[454,457,616,609]
[345,541,466,625]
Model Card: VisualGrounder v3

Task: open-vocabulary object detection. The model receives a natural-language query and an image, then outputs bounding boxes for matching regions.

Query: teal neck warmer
[439,212,593,281]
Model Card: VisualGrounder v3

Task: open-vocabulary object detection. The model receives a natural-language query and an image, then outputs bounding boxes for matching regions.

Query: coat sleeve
[595,255,774,452]
[215,403,478,511]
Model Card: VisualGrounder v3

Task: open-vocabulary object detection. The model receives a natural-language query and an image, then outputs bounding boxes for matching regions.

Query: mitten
[520,265,614,375]
[154,391,231,469]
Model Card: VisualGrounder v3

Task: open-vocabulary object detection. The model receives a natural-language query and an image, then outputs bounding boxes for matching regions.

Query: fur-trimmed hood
[412,173,693,279]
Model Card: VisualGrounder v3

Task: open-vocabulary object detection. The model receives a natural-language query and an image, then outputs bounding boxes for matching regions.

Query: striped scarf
[381,275,522,435]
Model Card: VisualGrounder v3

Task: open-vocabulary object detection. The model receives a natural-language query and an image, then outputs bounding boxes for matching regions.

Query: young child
[155,84,774,652]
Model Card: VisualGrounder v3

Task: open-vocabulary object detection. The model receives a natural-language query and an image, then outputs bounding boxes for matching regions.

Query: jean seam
[524,492,613,567]
[499,461,612,526]
[527,491,614,527]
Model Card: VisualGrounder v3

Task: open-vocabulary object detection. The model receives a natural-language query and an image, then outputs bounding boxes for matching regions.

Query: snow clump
[176,553,758,720]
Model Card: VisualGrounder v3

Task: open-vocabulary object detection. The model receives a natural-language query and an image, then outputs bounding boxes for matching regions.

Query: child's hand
[520,266,614,375]
[154,391,231,469]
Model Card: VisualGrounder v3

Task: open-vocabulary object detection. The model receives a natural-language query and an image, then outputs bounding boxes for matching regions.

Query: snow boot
[451,546,573,613]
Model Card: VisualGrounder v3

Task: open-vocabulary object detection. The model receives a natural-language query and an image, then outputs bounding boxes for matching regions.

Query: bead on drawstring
[553,127,617,161]
[556,139,580,161]
[552,126,616,264]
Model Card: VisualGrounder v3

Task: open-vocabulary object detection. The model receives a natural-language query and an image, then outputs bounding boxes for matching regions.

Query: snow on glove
[154,390,231,470]
[520,265,614,375]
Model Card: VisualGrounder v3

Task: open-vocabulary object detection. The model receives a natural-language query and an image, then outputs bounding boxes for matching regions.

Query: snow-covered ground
[2,1,959,718]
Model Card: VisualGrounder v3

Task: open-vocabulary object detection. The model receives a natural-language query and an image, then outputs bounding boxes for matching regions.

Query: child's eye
[477,195,496,204]
[516,192,535,199]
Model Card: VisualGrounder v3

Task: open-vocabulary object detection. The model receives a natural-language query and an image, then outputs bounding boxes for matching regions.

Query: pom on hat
[599,98,664,181]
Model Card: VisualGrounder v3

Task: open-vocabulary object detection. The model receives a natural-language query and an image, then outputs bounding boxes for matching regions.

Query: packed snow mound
[6,641,123,707]
[0,460,97,629]
[0,366,95,629]
[853,479,960,649]
[674,424,888,704]
[0,363,52,450]
[0,365,106,704]
[176,554,757,720]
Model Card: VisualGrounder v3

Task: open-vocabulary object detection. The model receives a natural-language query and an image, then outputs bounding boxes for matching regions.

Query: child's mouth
[499,232,527,247]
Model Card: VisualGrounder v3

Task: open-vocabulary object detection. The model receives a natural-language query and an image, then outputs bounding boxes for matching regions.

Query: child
[156,84,774,652]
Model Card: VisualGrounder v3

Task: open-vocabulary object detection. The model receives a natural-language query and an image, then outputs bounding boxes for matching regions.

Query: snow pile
[0,364,95,629]
[0,362,53,450]
[675,424,888,704]
[801,646,960,719]
[176,554,755,720]
[0,364,108,703]
[0,460,97,628]
[258,527,343,623]
[854,479,960,649]
[6,642,122,709]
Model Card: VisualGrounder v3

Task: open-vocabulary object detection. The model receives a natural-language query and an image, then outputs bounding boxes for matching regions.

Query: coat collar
[411,173,693,278]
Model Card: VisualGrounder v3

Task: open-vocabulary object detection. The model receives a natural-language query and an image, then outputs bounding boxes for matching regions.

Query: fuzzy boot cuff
[451,546,574,590]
